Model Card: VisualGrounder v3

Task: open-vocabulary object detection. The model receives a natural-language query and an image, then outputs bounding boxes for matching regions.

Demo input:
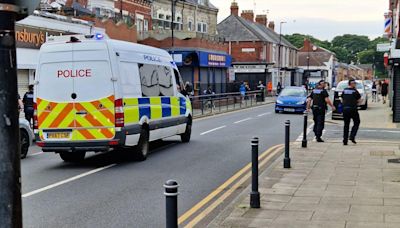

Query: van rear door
[36,42,116,142]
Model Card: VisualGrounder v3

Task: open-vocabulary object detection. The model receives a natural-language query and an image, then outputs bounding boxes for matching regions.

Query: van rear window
[139,64,174,97]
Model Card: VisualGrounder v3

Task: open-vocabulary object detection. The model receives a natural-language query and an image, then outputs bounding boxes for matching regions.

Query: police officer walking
[23,85,34,125]
[342,79,361,145]
[307,80,335,142]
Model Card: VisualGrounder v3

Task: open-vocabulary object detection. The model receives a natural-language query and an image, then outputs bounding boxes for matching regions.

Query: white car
[19,118,34,159]
[336,80,368,110]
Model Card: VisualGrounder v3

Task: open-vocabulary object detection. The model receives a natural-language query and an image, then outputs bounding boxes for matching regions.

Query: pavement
[209,102,400,228]
[21,101,304,227]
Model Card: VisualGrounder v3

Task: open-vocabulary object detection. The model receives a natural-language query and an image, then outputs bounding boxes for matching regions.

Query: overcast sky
[210,0,387,41]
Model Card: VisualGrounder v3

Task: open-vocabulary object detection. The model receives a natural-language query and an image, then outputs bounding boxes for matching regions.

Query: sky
[210,0,388,41]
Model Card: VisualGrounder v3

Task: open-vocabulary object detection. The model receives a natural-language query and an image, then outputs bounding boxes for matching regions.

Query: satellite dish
[15,0,41,21]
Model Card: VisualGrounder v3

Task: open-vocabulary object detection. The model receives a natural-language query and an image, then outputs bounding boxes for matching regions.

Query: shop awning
[169,50,232,68]
[17,48,39,69]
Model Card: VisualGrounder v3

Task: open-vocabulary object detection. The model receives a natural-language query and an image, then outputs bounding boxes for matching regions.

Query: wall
[229,41,265,63]
[139,37,228,52]
[95,18,137,42]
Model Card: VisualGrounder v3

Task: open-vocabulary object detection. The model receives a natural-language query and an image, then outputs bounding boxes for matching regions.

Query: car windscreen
[337,82,363,90]
[280,88,306,97]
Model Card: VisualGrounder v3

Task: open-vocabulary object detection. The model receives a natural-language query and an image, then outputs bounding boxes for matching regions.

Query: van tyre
[181,122,192,143]
[20,129,29,159]
[60,152,86,162]
[136,128,149,161]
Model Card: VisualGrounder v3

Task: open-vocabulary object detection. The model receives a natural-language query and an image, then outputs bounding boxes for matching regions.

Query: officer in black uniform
[341,79,361,145]
[307,80,335,142]
[23,85,34,125]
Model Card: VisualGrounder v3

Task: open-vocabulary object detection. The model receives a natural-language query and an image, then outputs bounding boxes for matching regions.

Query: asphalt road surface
[21,104,305,227]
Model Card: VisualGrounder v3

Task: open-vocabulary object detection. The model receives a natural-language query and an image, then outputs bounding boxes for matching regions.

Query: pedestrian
[185,81,193,96]
[371,81,377,102]
[257,81,266,101]
[306,80,336,142]
[23,85,34,125]
[239,82,246,98]
[342,79,362,145]
[276,82,282,95]
[18,93,23,115]
[381,80,389,104]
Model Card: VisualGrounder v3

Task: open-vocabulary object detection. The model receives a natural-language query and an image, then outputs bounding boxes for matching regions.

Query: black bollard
[284,120,291,168]
[250,137,260,208]
[164,180,179,228]
[302,111,308,148]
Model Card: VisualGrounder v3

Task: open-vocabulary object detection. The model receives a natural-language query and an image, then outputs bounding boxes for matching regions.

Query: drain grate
[371,151,395,156]
[388,158,400,164]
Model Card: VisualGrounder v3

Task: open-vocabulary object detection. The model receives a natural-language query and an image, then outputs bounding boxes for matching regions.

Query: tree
[358,50,375,64]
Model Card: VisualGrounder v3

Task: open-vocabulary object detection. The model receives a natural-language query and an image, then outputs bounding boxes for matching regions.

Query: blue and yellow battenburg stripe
[123,97,190,124]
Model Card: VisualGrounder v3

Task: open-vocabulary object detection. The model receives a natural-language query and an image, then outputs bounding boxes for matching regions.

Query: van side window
[139,64,174,97]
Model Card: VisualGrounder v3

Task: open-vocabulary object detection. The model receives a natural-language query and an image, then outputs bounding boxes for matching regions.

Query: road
[21,104,305,227]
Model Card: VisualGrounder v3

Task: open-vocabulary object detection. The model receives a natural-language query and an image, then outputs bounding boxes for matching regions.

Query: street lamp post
[277,21,286,85]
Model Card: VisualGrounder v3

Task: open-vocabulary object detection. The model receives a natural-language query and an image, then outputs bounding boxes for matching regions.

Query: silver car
[19,118,34,159]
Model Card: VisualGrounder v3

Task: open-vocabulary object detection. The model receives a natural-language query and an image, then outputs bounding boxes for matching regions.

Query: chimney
[241,10,254,22]
[303,38,312,52]
[255,15,268,26]
[230,1,239,16]
[268,21,275,31]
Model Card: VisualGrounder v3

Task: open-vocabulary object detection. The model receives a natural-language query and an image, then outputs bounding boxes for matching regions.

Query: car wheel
[275,110,279,113]
[59,152,86,163]
[180,121,192,143]
[20,129,29,159]
[136,128,149,161]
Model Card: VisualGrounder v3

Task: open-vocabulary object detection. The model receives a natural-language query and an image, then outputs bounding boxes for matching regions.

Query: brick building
[298,39,337,87]
[217,2,299,91]
[140,0,232,95]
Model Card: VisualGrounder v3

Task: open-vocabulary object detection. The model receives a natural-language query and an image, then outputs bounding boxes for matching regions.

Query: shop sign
[233,65,266,73]
[15,25,72,49]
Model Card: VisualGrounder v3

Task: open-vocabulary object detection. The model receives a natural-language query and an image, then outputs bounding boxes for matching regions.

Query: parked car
[275,86,308,114]
[332,80,369,120]
[19,118,34,159]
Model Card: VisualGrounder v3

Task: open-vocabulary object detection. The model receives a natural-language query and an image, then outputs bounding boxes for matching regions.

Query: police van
[34,34,192,162]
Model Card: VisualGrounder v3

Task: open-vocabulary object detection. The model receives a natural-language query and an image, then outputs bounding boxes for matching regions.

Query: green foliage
[284,33,389,76]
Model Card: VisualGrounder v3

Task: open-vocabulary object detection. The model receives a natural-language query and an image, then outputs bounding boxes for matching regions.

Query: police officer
[342,79,361,145]
[307,80,335,142]
[23,85,34,125]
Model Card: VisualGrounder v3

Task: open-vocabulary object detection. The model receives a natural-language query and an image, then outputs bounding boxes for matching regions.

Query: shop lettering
[57,69,92,78]
[15,29,45,47]
[144,55,162,62]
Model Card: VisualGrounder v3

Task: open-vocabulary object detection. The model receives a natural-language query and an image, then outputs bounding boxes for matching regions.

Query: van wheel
[181,122,192,143]
[60,152,86,163]
[20,129,29,159]
[136,128,149,161]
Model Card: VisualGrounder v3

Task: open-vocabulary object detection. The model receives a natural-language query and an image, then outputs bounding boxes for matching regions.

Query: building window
[202,23,207,33]
[197,22,208,33]
[188,20,193,31]
[158,14,164,20]
[144,19,149,31]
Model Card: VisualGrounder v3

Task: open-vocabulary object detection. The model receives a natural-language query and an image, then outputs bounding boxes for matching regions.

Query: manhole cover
[388,158,400,163]
[371,151,395,156]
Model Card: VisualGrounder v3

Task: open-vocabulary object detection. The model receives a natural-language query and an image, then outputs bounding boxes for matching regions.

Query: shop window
[139,64,174,97]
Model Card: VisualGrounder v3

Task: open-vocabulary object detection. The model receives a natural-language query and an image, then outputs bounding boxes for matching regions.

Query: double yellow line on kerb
[179,144,284,227]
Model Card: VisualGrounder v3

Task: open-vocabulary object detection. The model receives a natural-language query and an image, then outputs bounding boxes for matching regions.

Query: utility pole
[278,22,286,85]
[0,0,22,227]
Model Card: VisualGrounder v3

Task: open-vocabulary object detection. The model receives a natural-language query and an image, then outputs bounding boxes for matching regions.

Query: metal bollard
[164,180,179,228]
[250,137,261,208]
[302,111,308,148]
[284,120,291,168]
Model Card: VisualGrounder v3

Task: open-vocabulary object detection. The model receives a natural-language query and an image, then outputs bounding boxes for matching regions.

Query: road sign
[377,43,391,52]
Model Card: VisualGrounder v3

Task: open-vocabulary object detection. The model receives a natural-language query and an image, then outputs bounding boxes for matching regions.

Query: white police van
[34,34,192,162]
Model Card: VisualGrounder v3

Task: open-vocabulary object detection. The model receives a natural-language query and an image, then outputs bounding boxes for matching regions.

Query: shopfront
[233,64,270,91]
[171,50,232,95]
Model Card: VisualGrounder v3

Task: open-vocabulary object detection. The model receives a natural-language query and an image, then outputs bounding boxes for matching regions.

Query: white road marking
[234,118,252,124]
[200,126,227,136]
[295,110,332,142]
[30,152,43,156]
[22,164,116,198]
[257,112,272,117]
[326,129,400,134]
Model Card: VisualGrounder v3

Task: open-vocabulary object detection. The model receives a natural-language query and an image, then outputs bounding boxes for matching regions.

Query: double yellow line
[179,144,284,227]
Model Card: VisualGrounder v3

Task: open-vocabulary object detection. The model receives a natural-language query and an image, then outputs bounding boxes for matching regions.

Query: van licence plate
[284,108,295,112]
[47,132,71,139]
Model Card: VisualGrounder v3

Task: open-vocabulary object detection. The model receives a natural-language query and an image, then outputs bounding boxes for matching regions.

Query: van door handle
[76,111,87,115]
